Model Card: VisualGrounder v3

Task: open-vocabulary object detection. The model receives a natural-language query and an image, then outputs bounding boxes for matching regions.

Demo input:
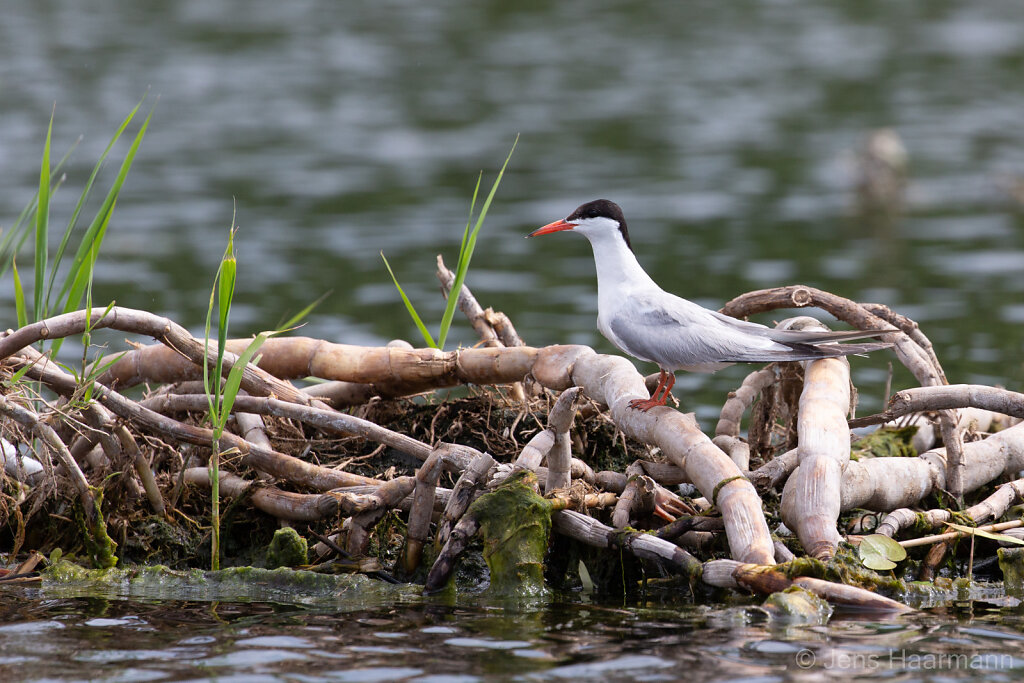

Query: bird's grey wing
[608,293,784,370]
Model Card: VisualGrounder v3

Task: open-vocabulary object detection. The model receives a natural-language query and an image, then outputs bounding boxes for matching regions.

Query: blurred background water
[3,2,1024,679]
[2,0,1024,419]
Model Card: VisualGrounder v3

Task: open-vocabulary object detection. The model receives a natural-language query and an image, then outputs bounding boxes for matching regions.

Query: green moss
[266,527,309,569]
[777,548,907,595]
[42,560,411,605]
[851,426,918,460]
[73,491,118,569]
[998,548,1024,597]
[763,586,833,624]
[468,470,551,597]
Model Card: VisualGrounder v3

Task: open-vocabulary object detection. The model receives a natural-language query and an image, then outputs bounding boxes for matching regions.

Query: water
[3,0,1024,679]
[2,583,1024,682]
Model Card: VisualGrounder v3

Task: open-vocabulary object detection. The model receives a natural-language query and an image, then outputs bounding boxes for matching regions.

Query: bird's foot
[627,396,667,412]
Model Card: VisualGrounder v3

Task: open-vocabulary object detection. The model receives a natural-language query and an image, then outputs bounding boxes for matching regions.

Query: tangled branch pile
[3,260,1024,612]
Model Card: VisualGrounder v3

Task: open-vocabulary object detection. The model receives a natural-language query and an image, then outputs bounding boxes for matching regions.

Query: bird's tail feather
[765,327,896,344]
[726,340,893,364]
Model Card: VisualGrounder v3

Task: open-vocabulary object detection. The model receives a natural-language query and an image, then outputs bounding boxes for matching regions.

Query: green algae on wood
[998,547,1024,596]
[468,470,551,597]
[74,490,118,569]
[851,426,918,460]
[267,527,309,569]
[42,559,413,606]
[763,586,833,624]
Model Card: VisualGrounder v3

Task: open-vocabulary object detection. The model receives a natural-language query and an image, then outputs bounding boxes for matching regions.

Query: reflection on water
[2,586,1024,681]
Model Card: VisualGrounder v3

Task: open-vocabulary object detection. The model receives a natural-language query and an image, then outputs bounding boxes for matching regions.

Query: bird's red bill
[528,219,577,237]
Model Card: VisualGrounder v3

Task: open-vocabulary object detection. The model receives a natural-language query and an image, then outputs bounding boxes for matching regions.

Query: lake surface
[2,580,1024,682]
[2,0,1024,679]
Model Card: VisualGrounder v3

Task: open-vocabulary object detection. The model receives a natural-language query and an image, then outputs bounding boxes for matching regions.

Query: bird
[528,199,892,411]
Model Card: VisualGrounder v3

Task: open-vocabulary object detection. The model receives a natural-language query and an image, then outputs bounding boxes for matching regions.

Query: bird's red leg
[628,370,675,412]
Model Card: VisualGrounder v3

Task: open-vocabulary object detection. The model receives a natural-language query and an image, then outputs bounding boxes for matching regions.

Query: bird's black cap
[566,199,632,251]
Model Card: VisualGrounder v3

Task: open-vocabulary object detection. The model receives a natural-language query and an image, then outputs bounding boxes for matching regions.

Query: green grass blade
[459,172,482,259]
[12,259,28,329]
[51,200,115,359]
[381,251,437,348]
[45,99,142,311]
[34,107,54,321]
[219,333,269,422]
[203,262,221,422]
[276,290,331,331]
[437,135,517,348]
[57,105,153,313]
[0,136,78,280]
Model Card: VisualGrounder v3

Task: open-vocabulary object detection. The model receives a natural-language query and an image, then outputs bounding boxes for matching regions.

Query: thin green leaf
[944,521,1024,546]
[34,107,54,322]
[12,259,28,329]
[0,138,77,279]
[45,99,143,311]
[381,251,437,348]
[437,135,517,348]
[218,333,270,428]
[57,105,153,312]
[459,172,483,260]
[277,291,331,331]
[7,361,34,386]
[52,199,115,359]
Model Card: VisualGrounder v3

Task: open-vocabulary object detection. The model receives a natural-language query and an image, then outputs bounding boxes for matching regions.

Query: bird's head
[528,199,632,251]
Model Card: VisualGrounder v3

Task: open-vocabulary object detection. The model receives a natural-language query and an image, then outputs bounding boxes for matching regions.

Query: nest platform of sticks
[3,256,1024,613]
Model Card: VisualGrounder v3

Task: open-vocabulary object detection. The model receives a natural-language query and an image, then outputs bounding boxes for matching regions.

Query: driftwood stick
[14,353,380,490]
[612,462,653,528]
[403,449,444,573]
[780,318,851,560]
[655,515,726,541]
[76,400,144,501]
[514,430,554,471]
[713,366,776,470]
[234,409,273,451]
[877,478,1024,539]
[555,348,775,565]
[839,421,1024,513]
[719,285,965,503]
[551,509,703,577]
[437,451,496,547]
[850,385,1024,428]
[702,559,911,612]
[184,468,338,520]
[347,477,418,556]
[0,307,312,407]
[717,367,776,439]
[548,492,619,511]
[860,302,946,384]
[747,448,798,491]
[99,337,543,399]
[425,514,480,593]
[0,395,97,524]
[434,254,526,349]
[544,387,581,494]
[966,478,1024,524]
[141,393,445,467]
[115,425,166,517]
[897,519,1024,549]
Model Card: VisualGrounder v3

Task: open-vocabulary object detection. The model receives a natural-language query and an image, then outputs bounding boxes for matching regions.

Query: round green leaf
[859,534,908,571]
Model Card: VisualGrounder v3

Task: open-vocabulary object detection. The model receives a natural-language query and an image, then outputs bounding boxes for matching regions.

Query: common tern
[529,199,891,411]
